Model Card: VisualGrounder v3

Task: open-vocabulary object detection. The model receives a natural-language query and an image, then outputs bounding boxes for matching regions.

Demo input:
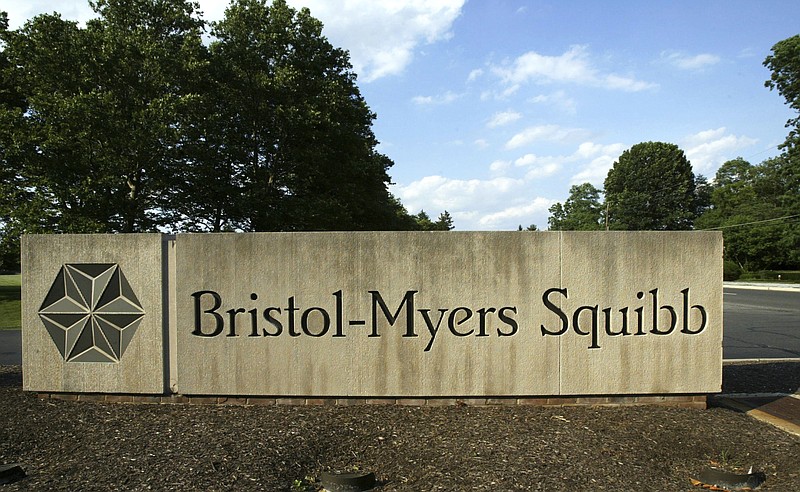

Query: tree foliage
[0,0,208,261]
[412,210,454,231]
[765,34,800,157]
[604,142,696,230]
[182,0,404,232]
[1,0,207,235]
[696,156,800,270]
[547,183,603,231]
[0,0,444,270]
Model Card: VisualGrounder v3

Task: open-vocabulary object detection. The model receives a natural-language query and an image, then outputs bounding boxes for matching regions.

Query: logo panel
[38,263,145,362]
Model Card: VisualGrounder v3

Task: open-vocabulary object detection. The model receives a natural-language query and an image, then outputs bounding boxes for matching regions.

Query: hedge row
[724,262,800,282]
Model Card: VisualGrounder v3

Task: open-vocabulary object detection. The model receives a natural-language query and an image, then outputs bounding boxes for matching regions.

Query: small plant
[709,449,746,471]
[290,475,318,491]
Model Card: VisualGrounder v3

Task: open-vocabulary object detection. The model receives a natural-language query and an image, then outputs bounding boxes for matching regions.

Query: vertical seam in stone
[558,231,563,396]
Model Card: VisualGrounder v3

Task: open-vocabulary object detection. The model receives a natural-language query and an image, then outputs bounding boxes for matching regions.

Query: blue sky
[6,1,800,230]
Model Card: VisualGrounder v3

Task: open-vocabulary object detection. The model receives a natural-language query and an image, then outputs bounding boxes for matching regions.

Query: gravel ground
[1,363,799,491]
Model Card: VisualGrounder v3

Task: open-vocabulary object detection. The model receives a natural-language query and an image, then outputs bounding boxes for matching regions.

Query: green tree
[197,0,405,232]
[88,0,207,232]
[0,0,206,238]
[1,12,110,270]
[693,174,712,217]
[696,156,800,270]
[434,211,455,231]
[765,34,800,157]
[604,142,696,230]
[0,12,27,270]
[412,210,454,231]
[0,0,422,270]
[547,183,603,230]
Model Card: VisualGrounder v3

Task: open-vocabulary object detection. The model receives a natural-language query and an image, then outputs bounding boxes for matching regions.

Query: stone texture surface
[174,231,722,397]
[22,231,722,398]
[21,234,166,394]
[558,232,723,395]
[175,232,562,396]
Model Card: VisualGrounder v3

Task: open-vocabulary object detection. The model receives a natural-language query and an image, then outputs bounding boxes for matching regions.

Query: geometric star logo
[38,263,145,363]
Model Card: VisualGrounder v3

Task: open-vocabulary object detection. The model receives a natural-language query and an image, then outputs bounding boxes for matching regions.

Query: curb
[724,282,800,293]
[723,357,800,364]
[712,394,800,437]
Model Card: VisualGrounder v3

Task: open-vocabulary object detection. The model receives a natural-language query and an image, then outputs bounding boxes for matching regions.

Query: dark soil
[1,363,799,491]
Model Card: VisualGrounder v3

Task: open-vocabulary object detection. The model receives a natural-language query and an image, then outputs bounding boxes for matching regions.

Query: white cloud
[573,141,625,161]
[602,74,656,92]
[738,47,757,59]
[505,125,591,149]
[467,68,484,82]
[9,1,464,83]
[526,163,560,179]
[474,139,490,149]
[495,45,592,85]
[289,0,465,82]
[481,84,522,101]
[569,155,616,185]
[514,154,537,166]
[489,159,512,173]
[412,91,463,105]
[393,140,627,230]
[5,0,97,29]
[396,175,525,213]
[510,141,623,184]
[661,50,721,70]
[492,45,657,92]
[477,197,555,228]
[197,0,229,24]
[683,127,727,146]
[395,172,554,230]
[529,90,577,114]
[682,127,757,175]
[513,154,561,178]
[487,110,522,128]
[569,142,626,186]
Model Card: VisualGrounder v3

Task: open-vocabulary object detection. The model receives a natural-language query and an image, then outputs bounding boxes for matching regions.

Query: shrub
[737,270,800,282]
[723,261,743,281]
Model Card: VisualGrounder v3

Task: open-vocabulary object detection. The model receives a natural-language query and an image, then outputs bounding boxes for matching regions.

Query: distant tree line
[0,0,452,271]
[548,141,709,232]
[548,149,798,271]
[546,34,800,271]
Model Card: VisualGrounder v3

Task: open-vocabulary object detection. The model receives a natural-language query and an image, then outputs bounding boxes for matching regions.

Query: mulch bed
[1,363,799,491]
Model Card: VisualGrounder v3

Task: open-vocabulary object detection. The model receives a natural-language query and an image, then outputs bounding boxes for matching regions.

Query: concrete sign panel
[21,231,722,398]
[174,231,722,397]
[22,234,166,394]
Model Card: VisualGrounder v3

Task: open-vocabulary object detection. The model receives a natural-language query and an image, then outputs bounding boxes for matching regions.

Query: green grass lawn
[0,274,21,330]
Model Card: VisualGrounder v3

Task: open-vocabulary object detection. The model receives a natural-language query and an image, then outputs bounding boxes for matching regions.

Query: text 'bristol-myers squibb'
[190,287,708,351]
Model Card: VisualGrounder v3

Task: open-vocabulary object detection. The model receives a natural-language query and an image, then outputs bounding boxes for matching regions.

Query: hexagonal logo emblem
[38,263,145,363]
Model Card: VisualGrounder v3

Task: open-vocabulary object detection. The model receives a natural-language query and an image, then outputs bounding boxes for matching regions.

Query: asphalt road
[723,287,800,359]
[0,329,21,365]
[1,288,798,365]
